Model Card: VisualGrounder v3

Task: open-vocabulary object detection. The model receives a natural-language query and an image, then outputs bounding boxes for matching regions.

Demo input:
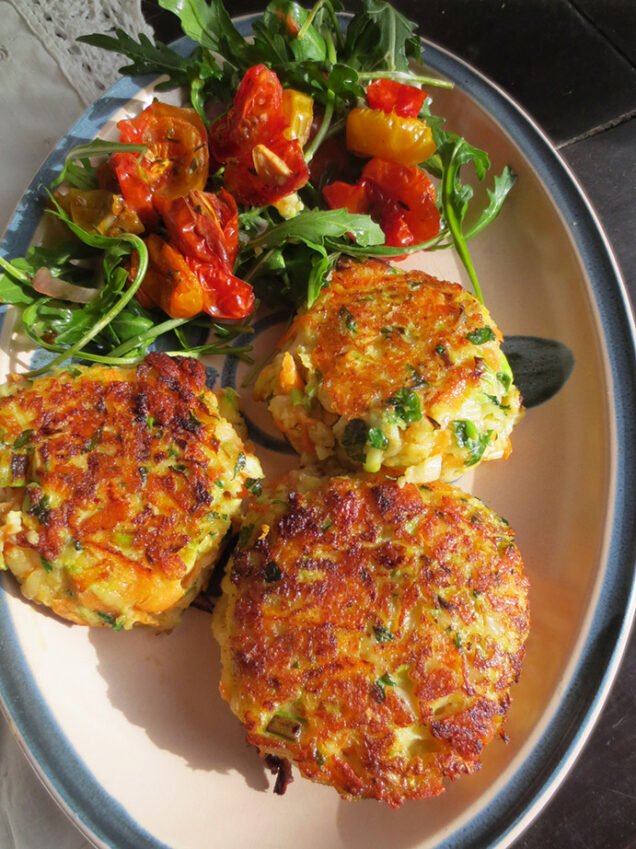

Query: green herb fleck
[386,388,422,423]
[40,556,53,573]
[245,477,263,496]
[338,305,357,334]
[452,420,492,465]
[373,624,394,643]
[85,428,103,451]
[467,326,496,345]
[368,427,388,450]
[28,494,51,525]
[406,364,427,388]
[233,451,246,479]
[435,344,447,356]
[264,561,282,583]
[97,611,123,630]
[237,524,254,549]
[486,394,510,409]
[497,371,512,391]
[13,430,34,449]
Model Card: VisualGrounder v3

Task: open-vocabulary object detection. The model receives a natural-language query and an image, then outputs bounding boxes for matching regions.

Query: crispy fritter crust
[255,259,522,480]
[213,469,529,806]
[0,353,261,630]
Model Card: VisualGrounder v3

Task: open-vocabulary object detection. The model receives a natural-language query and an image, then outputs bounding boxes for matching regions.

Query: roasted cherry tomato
[224,136,309,206]
[135,235,205,318]
[113,102,209,228]
[366,79,426,118]
[362,158,440,243]
[56,189,144,237]
[210,66,310,206]
[157,189,239,267]
[209,65,287,161]
[133,235,254,321]
[346,107,435,167]
[322,181,369,214]
[323,158,440,250]
[187,258,255,320]
[282,89,314,145]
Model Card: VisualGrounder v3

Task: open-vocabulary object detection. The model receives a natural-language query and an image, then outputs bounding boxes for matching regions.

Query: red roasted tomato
[113,102,209,228]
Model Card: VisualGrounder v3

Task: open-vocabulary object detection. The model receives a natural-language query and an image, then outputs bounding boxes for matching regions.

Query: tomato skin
[362,158,440,243]
[113,102,209,228]
[323,157,440,250]
[346,107,435,167]
[137,235,205,319]
[377,201,416,248]
[209,64,287,161]
[134,234,254,321]
[366,79,426,118]
[210,65,310,206]
[157,189,239,268]
[224,136,309,206]
[187,258,255,320]
[282,89,314,145]
[322,181,369,214]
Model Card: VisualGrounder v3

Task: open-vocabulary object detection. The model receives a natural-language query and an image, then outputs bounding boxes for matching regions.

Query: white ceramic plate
[0,17,635,849]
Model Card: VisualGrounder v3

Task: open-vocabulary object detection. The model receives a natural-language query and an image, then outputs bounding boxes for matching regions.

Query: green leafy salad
[0,0,516,375]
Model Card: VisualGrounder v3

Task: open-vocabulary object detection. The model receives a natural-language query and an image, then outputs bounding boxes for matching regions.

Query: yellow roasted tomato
[346,107,436,166]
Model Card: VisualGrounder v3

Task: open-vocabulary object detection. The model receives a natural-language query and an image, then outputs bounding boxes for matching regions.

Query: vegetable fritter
[0,353,261,630]
[213,469,530,806]
[255,259,522,482]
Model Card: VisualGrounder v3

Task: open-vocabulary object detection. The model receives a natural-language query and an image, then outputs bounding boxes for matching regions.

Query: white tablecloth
[0,4,150,846]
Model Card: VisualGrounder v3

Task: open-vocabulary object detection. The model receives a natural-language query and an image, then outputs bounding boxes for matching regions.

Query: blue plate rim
[0,13,634,849]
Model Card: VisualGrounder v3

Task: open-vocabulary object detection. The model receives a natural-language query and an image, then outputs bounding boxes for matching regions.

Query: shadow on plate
[88,607,270,793]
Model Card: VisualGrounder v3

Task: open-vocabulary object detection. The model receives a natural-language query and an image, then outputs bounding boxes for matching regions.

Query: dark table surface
[142,2,636,846]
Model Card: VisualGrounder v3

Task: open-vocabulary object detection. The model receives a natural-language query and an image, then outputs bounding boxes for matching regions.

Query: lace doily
[7,0,155,105]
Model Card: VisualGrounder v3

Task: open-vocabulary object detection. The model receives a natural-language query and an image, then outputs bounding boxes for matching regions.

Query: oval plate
[0,15,635,849]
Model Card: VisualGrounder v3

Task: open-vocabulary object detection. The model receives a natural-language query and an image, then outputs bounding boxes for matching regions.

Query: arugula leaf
[51,139,147,190]
[343,0,421,73]
[78,30,230,119]
[421,102,516,303]
[306,251,334,307]
[465,165,517,240]
[0,257,37,305]
[158,0,253,69]
[19,196,150,375]
[79,29,203,84]
[250,209,385,251]
[278,60,364,107]
[254,1,328,63]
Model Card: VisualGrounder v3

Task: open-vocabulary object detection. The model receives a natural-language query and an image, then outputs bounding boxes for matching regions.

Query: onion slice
[32,268,99,304]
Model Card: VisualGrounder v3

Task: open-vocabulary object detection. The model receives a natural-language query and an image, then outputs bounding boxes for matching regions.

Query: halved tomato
[113,102,209,228]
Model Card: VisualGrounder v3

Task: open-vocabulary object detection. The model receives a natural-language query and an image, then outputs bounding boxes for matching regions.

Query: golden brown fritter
[213,468,530,806]
[0,353,261,630]
[255,259,523,481]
